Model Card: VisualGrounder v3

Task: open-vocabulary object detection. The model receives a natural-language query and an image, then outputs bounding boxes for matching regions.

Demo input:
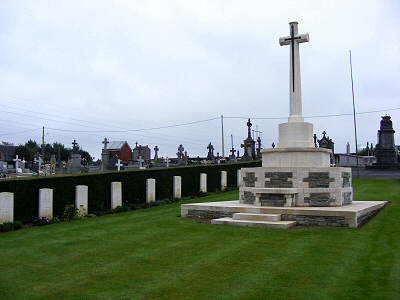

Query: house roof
[107,141,132,152]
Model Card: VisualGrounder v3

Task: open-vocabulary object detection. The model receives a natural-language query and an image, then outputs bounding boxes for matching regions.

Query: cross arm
[279,34,310,46]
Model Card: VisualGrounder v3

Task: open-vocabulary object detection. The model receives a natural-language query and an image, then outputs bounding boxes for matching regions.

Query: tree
[14,146,36,162]
[12,140,93,164]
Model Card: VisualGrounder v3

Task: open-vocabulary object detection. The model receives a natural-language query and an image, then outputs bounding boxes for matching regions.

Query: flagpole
[349,50,359,178]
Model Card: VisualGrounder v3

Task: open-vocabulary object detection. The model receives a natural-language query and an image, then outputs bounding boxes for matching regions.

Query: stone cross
[72,140,78,173]
[279,21,309,123]
[177,144,184,159]
[72,139,78,150]
[154,146,159,160]
[102,138,109,150]
[207,142,214,155]
[13,155,21,173]
[246,119,252,139]
[115,158,123,171]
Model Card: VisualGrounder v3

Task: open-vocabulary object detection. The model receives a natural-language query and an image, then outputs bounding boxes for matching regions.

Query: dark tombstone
[154,146,159,161]
[317,131,335,165]
[133,143,151,162]
[207,142,215,162]
[369,116,399,169]
[107,156,125,171]
[241,118,256,161]
[177,144,186,165]
[256,136,262,159]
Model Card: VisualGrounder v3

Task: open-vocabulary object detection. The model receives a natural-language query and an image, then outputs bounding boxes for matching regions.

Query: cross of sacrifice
[13,155,21,173]
[279,21,309,123]
[115,158,123,171]
[102,138,109,150]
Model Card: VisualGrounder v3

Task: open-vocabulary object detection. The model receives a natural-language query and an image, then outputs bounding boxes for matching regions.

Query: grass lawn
[0,178,399,300]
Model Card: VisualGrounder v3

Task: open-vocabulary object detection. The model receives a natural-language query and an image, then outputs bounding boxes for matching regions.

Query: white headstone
[146,178,156,203]
[237,169,241,187]
[221,171,227,191]
[0,192,14,223]
[200,173,207,193]
[75,185,88,216]
[39,188,53,219]
[173,176,181,199]
[111,182,122,209]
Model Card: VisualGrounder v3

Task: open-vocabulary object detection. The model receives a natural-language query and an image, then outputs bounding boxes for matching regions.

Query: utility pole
[221,115,225,158]
[41,126,45,162]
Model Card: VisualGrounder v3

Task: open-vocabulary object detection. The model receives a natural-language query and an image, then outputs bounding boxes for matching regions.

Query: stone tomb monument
[182,22,387,228]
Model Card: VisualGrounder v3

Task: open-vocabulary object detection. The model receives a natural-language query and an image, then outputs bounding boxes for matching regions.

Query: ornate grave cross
[115,158,123,171]
[72,140,78,173]
[72,139,78,149]
[230,147,236,157]
[102,138,109,150]
[246,119,252,139]
[13,155,21,173]
[279,22,309,122]
[257,136,262,152]
[177,144,184,159]
[154,146,159,160]
[207,142,214,155]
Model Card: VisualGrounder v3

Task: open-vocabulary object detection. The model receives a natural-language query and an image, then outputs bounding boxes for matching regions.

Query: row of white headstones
[0,170,236,223]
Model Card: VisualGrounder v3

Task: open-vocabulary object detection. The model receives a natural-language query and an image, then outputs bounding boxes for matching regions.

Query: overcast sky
[0,0,399,160]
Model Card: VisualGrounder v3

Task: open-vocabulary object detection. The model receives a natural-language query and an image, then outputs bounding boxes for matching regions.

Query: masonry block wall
[239,167,353,207]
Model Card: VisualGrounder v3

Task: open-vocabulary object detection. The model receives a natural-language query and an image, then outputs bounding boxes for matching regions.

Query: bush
[0,222,14,232]
[62,205,77,221]
[33,216,51,226]
[112,206,130,214]
[12,220,23,230]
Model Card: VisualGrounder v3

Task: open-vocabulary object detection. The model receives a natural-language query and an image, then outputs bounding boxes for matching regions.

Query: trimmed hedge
[0,161,261,223]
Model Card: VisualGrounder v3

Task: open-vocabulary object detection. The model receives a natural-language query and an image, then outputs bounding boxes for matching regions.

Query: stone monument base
[181,199,388,228]
[239,166,352,207]
[262,148,332,168]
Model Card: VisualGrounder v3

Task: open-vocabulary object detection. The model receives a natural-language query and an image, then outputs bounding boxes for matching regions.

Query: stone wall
[185,209,233,220]
[239,167,353,207]
[281,214,348,227]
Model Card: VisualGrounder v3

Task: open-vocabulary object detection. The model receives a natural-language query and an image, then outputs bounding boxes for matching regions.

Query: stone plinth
[261,148,332,168]
[278,122,314,148]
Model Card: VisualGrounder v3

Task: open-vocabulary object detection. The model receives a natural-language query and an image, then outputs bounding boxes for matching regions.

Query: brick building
[107,141,132,163]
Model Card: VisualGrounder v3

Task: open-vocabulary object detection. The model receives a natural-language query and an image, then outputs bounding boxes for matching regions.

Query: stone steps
[211,213,297,229]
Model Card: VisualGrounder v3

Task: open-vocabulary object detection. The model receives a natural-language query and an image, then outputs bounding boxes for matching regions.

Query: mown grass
[0,179,399,300]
